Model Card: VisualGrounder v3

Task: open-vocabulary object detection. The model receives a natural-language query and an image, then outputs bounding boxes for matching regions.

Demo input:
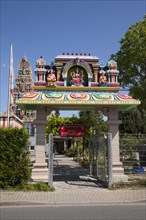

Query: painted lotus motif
[45,92,63,98]
[93,93,111,99]
[21,93,38,99]
[70,93,86,99]
[117,94,134,100]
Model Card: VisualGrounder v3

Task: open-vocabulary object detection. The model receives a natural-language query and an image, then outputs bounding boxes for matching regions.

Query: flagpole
[7,44,14,127]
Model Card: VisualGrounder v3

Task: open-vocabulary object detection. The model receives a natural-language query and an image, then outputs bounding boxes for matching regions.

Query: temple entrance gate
[15,54,140,184]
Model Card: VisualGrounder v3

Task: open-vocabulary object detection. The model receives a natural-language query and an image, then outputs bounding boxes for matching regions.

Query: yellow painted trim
[33,86,121,92]
[16,100,140,105]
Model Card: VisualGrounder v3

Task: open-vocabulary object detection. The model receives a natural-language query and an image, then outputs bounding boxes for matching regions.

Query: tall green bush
[0,127,31,188]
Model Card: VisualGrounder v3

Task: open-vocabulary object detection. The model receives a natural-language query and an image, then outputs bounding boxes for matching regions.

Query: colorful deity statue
[107,58,119,86]
[34,56,47,86]
[99,70,108,86]
[71,68,84,86]
[47,69,56,86]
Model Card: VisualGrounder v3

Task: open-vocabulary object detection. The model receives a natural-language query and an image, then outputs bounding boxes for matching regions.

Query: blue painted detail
[99,83,108,87]
[132,167,144,174]
[37,94,42,100]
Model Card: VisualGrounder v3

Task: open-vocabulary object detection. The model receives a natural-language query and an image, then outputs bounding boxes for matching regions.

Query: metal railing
[120,133,146,174]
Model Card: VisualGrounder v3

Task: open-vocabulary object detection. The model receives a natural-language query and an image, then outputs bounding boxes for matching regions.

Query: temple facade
[15,53,140,183]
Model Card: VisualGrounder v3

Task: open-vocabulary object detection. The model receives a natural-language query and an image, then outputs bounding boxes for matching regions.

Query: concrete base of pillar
[31,168,48,182]
[112,162,128,183]
[31,145,48,182]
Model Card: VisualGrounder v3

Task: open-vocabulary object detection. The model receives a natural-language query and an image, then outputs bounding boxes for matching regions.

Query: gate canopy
[16,87,140,111]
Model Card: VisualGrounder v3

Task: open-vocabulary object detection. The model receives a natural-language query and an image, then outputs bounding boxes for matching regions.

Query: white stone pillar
[107,106,128,183]
[31,106,51,182]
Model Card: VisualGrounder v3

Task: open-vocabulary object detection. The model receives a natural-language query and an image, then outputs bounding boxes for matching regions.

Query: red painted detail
[60,125,85,137]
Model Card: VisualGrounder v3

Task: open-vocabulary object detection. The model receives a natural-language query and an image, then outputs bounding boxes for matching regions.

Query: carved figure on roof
[71,68,84,86]
[99,71,108,86]
[19,57,29,68]
[34,56,47,86]
[18,57,32,76]
[36,56,46,68]
[47,69,56,86]
[107,57,119,86]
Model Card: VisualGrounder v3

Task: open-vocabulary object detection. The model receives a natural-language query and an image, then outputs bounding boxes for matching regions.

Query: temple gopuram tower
[14,57,36,136]
[16,57,33,93]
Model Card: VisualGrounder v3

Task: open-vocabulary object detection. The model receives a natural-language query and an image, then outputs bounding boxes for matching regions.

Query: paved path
[53,155,101,191]
[0,155,146,206]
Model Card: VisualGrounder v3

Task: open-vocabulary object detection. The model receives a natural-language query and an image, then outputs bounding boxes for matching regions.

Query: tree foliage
[115,15,146,109]
[46,114,69,136]
[0,127,30,188]
[119,109,146,134]
[46,111,107,137]
[78,110,107,158]
[79,110,107,134]
[45,113,79,138]
[119,134,144,159]
[119,109,146,160]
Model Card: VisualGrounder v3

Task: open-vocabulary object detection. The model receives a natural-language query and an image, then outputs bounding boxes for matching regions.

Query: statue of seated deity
[71,69,83,86]
[47,69,56,86]
[99,71,108,86]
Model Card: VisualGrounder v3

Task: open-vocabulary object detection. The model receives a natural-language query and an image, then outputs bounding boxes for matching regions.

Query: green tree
[119,109,146,134]
[119,109,146,161]
[45,113,72,137]
[115,15,146,109]
[79,110,107,134]
[78,110,107,159]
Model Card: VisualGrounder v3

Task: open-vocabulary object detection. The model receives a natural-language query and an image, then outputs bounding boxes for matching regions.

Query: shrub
[0,127,31,188]
[65,148,77,157]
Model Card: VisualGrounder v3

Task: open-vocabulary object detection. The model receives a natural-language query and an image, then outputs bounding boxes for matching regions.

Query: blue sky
[0,0,145,116]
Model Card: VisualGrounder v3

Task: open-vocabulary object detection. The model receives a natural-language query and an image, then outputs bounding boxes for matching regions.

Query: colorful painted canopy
[16,87,140,111]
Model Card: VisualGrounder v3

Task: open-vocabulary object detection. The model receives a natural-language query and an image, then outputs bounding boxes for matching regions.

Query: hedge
[0,127,31,188]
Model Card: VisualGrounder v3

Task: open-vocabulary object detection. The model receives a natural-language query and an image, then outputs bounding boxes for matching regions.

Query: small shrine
[15,53,140,184]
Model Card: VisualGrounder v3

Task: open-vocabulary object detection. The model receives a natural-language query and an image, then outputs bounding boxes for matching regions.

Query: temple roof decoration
[36,56,46,68]
[15,57,33,93]
[31,53,121,88]
[34,56,47,86]
[55,53,99,62]
[18,57,32,75]
[62,58,93,79]
[46,69,56,87]
[15,53,140,113]
[107,59,120,87]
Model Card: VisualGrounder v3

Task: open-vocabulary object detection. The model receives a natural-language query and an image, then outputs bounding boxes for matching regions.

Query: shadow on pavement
[53,155,104,188]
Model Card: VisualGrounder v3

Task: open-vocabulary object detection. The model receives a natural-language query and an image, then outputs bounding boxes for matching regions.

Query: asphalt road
[1,204,146,220]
